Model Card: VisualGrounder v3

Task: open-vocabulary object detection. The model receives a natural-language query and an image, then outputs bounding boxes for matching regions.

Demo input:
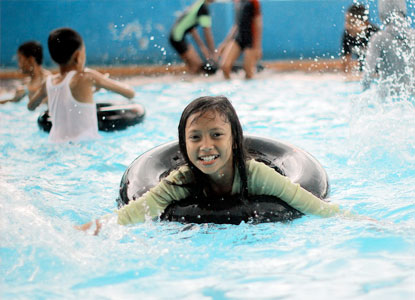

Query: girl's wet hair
[48,27,83,65]
[18,41,43,65]
[177,95,249,198]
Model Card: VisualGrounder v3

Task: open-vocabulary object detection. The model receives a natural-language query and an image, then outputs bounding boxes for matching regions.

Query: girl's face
[185,110,234,181]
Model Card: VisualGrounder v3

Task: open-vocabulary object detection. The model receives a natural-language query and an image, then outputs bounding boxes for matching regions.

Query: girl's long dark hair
[178,96,249,199]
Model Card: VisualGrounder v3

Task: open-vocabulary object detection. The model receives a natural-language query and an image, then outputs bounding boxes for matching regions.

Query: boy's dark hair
[18,41,43,65]
[177,96,249,199]
[48,27,83,65]
[347,3,368,20]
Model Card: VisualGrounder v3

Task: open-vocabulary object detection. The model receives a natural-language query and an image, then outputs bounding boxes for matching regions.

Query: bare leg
[221,40,242,79]
[243,48,259,79]
[180,45,203,74]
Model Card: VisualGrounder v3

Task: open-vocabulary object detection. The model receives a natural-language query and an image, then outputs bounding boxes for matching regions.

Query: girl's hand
[75,219,101,235]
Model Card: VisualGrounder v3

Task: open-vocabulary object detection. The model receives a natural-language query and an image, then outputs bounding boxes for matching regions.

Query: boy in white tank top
[28,28,135,143]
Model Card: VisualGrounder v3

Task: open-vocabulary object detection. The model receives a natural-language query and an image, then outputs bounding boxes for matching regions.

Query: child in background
[340,4,378,75]
[219,0,262,79]
[78,96,347,235]
[28,28,135,143]
[1,41,50,105]
[169,0,217,74]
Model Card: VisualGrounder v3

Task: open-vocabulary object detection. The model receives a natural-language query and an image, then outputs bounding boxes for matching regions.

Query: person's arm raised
[87,68,135,99]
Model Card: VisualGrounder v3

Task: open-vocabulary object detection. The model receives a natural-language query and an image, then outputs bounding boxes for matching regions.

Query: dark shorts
[235,32,253,51]
[169,34,188,55]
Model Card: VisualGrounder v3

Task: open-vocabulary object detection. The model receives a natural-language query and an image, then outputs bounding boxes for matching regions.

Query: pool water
[1,72,414,299]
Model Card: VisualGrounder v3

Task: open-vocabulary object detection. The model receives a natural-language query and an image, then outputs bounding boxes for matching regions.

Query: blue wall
[1,0,414,68]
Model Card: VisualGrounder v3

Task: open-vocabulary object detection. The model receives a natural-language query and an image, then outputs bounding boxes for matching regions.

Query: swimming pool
[1,72,414,299]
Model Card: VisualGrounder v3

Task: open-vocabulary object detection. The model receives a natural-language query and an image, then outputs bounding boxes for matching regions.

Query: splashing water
[1,72,414,299]
[349,88,415,168]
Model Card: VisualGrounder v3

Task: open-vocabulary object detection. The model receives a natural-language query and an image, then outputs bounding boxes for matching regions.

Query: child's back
[47,70,99,142]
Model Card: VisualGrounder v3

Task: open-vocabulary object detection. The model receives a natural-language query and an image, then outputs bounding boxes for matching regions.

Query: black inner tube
[117,135,329,225]
[160,194,304,224]
[200,61,264,75]
[37,102,145,132]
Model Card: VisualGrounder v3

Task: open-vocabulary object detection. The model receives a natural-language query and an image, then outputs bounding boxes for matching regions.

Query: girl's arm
[27,81,47,111]
[86,68,135,99]
[76,166,193,234]
[247,160,342,217]
[116,167,192,225]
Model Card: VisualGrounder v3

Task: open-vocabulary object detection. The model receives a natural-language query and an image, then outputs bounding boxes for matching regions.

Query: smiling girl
[79,96,344,234]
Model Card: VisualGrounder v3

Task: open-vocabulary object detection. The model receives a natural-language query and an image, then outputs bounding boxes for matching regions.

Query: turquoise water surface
[1,73,414,299]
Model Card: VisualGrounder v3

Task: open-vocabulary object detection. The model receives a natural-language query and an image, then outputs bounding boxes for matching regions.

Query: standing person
[169,0,217,74]
[28,28,135,143]
[340,4,378,74]
[362,0,415,96]
[0,41,50,105]
[77,96,351,235]
[219,0,262,79]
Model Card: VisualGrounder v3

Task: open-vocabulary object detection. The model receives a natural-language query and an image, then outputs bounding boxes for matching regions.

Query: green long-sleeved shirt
[171,0,211,41]
[117,159,340,225]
